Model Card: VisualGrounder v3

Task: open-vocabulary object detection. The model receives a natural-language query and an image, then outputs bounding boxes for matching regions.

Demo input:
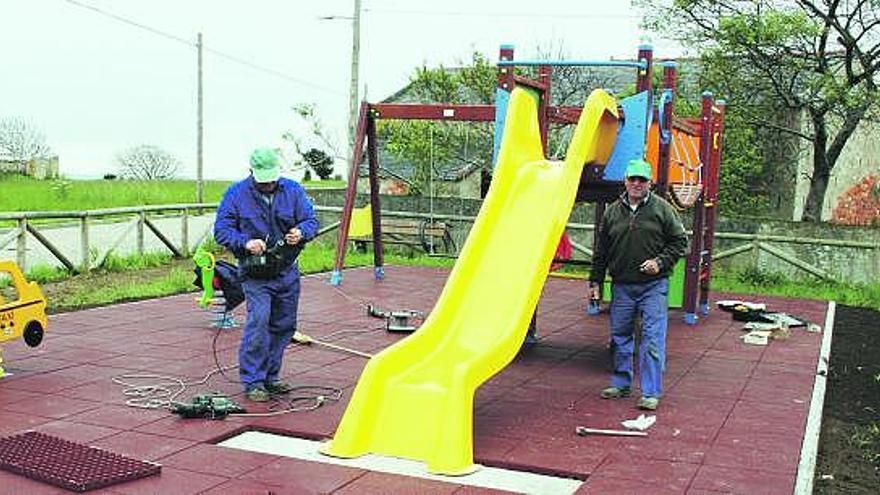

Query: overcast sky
[0,0,682,180]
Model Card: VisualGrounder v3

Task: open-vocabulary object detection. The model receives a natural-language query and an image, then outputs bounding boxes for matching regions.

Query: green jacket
[590,192,688,284]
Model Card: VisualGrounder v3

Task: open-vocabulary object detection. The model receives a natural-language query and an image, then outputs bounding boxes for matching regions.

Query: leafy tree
[637,0,880,221]
[115,144,180,180]
[379,52,497,195]
[0,117,52,168]
[380,49,623,195]
[303,148,334,180]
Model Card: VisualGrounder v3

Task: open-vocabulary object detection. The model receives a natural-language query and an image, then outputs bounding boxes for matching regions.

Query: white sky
[0,0,682,180]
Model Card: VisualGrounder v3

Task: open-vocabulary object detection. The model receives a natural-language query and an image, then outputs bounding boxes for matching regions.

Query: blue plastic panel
[604,90,651,181]
[492,87,511,168]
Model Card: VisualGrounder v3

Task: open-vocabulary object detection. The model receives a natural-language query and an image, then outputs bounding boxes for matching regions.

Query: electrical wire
[62,0,345,95]
[113,274,407,417]
[363,8,641,20]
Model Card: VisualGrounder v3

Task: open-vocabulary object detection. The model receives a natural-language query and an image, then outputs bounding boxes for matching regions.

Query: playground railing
[1,205,876,283]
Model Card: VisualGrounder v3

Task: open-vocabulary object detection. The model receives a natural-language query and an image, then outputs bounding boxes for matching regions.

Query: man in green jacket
[589,158,688,410]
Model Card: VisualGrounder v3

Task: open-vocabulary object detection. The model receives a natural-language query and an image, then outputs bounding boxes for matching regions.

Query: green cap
[625,158,653,180]
[250,148,281,183]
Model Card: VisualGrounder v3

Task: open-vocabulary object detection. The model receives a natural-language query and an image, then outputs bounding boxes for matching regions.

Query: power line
[363,8,641,20]
[62,0,345,96]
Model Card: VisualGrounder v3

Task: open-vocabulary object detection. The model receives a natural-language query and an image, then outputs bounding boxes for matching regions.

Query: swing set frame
[331,44,726,324]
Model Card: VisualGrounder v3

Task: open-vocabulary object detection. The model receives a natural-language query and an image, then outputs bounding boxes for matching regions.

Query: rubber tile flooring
[0,266,829,494]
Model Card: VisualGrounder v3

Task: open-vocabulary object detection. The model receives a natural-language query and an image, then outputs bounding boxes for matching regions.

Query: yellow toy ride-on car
[0,261,48,377]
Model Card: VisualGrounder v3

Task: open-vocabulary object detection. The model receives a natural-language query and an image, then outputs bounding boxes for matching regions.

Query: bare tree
[116,145,180,180]
[0,117,52,168]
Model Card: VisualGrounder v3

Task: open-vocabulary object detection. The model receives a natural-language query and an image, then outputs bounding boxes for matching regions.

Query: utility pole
[348,0,361,151]
[196,32,204,204]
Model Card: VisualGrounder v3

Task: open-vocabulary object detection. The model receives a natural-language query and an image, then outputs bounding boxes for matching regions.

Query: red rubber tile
[501,435,608,477]
[616,436,708,465]
[133,415,245,443]
[1,394,100,420]
[90,431,196,462]
[1,371,87,394]
[66,404,169,431]
[577,473,683,494]
[333,471,460,494]
[32,420,121,444]
[703,443,800,474]
[0,410,53,436]
[690,464,794,494]
[197,479,291,495]
[590,453,699,493]
[0,468,70,494]
[103,466,226,495]
[238,456,365,493]
[453,486,520,494]
[0,431,160,493]
[0,268,823,495]
[159,443,279,478]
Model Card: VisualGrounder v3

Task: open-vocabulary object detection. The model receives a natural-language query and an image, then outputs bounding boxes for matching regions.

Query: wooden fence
[1,205,877,282]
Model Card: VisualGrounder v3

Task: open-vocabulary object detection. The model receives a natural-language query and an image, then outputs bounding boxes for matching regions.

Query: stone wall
[794,118,880,221]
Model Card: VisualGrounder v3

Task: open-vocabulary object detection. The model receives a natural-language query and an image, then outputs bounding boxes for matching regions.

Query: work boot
[600,386,631,399]
[246,387,270,402]
[265,381,293,395]
[637,396,660,411]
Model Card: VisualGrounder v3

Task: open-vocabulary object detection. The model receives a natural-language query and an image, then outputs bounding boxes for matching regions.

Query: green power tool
[171,393,246,419]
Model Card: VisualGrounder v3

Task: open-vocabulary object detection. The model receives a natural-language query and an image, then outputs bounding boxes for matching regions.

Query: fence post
[80,214,90,271]
[137,211,145,255]
[181,208,190,256]
[751,234,761,269]
[16,218,27,270]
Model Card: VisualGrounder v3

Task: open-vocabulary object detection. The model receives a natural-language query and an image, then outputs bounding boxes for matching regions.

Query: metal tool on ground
[367,304,424,333]
[575,426,648,437]
[171,393,246,419]
[292,331,373,359]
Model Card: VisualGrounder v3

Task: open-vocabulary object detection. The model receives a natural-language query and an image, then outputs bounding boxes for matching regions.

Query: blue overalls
[214,177,319,392]
[609,278,668,398]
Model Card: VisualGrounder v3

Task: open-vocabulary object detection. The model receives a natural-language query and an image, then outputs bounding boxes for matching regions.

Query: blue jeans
[239,266,300,391]
[608,278,668,398]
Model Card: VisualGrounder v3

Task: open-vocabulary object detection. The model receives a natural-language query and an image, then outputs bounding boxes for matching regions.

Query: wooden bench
[352,218,455,254]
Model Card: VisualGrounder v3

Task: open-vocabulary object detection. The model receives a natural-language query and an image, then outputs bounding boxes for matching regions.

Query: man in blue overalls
[589,159,687,411]
[214,148,319,402]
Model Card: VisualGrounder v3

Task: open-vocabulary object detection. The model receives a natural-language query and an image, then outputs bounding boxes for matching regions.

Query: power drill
[171,393,246,419]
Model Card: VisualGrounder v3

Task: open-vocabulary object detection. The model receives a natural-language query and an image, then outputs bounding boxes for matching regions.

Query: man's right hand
[245,239,267,255]
[589,282,601,301]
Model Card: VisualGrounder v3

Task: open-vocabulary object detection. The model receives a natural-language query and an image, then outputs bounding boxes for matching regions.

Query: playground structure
[331,44,726,324]
[0,261,48,378]
[323,45,727,475]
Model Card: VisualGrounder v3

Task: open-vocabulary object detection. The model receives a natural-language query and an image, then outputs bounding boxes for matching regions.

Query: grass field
[0,174,343,212]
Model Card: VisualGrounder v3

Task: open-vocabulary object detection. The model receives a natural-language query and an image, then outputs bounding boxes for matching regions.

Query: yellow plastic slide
[321,87,620,475]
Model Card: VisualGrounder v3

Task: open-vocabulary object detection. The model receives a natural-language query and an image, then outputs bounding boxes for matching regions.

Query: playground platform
[0,265,830,494]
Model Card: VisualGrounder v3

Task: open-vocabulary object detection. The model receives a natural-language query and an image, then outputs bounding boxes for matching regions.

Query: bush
[303,169,312,181]
[103,173,118,180]
[736,266,787,286]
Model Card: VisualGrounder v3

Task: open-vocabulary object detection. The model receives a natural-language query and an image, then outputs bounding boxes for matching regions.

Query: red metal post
[656,61,677,197]
[369,104,495,122]
[636,45,654,94]
[699,100,726,312]
[683,92,714,324]
[366,115,384,276]
[538,65,552,153]
[331,102,370,285]
[497,45,515,93]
